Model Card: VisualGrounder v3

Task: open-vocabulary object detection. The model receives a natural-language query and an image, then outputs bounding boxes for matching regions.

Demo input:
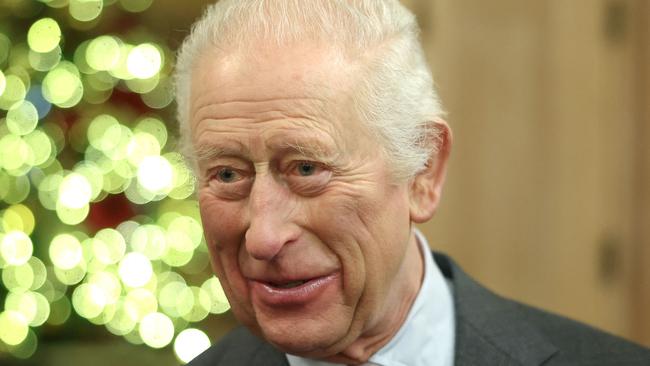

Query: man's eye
[215,168,241,183]
[296,162,317,176]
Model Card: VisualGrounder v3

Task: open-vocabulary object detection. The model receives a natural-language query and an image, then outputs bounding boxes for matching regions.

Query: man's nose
[244,174,299,261]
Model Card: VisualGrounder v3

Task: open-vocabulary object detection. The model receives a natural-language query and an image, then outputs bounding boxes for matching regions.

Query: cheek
[198,191,247,247]
[198,191,248,287]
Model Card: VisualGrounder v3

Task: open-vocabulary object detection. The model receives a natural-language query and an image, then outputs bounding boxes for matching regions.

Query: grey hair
[175,0,444,180]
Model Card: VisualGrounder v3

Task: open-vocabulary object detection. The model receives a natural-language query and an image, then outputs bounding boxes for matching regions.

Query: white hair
[175,0,444,180]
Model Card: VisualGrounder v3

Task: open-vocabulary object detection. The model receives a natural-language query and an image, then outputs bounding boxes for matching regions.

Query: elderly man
[174,1,650,365]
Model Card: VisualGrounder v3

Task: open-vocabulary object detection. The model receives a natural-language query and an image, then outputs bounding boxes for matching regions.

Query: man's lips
[249,273,339,307]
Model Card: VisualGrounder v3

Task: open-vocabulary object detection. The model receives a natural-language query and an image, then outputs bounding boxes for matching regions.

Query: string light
[0,1,229,362]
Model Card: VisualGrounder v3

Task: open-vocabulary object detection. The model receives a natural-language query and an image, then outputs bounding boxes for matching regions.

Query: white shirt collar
[286,228,455,366]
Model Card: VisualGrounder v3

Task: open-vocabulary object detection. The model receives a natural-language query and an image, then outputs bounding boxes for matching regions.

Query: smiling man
[175,1,650,365]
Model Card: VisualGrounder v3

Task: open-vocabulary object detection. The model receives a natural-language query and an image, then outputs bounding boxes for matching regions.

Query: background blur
[0,0,648,365]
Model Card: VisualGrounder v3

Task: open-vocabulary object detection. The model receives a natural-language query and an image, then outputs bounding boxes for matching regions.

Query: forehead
[190,44,356,110]
[188,44,371,157]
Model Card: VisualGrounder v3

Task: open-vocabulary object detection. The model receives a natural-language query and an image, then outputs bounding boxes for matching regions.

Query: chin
[257,316,348,357]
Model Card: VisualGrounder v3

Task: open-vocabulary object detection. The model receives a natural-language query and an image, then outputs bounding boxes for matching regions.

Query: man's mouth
[269,280,309,289]
[250,273,339,306]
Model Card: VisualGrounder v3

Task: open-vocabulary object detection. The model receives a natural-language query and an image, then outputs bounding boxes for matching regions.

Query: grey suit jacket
[189,253,650,365]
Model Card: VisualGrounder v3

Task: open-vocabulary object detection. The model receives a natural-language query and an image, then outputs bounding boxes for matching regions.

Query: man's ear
[409,119,452,223]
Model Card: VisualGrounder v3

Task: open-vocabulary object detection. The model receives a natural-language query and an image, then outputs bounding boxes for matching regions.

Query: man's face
[189,45,420,358]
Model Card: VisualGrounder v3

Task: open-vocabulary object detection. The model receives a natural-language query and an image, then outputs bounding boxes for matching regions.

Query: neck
[326,232,425,364]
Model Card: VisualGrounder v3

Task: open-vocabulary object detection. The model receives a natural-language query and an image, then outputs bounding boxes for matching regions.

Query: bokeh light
[49,233,83,270]
[42,61,84,108]
[139,312,174,349]
[174,328,211,363]
[127,43,162,79]
[0,311,29,346]
[0,70,6,96]
[86,36,122,71]
[118,252,153,288]
[69,0,104,22]
[0,0,227,361]
[0,231,33,266]
[27,18,61,53]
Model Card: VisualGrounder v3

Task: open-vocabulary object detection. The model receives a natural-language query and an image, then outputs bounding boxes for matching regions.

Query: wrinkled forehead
[189,43,359,107]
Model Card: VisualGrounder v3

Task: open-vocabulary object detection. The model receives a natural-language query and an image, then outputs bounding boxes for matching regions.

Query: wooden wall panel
[631,0,650,346]
[413,0,646,343]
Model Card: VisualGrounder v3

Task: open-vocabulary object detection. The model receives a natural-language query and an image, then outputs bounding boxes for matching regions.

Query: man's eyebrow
[193,142,246,164]
[270,138,339,164]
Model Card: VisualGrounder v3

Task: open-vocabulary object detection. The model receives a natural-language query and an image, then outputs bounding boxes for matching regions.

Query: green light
[126,43,162,79]
[124,288,158,321]
[0,70,5,96]
[86,71,117,91]
[131,224,167,260]
[0,231,33,266]
[0,75,27,111]
[88,302,117,326]
[41,0,69,8]
[54,262,87,285]
[118,252,153,288]
[126,131,161,166]
[74,161,104,201]
[119,0,153,13]
[106,299,137,336]
[72,283,107,319]
[73,40,93,74]
[47,296,72,326]
[137,155,173,193]
[0,311,29,346]
[27,18,62,53]
[139,312,174,349]
[174,329,211,364]
[158,276,186,317]
[55,201,90,225]
[24,129,54,167]
[0,134,34,176]
[28,257,47,291]
[177,286,210,322]
[1,204,35,235]
[87,271,122,305]
[39,273,68,302]
[168,216,203,249]
[37,173,63,210]
[87,114,120,151]
[2,261,33,291]
[58,172,92,209]
[125,73,159,94]
[92,228,126,265]
[134,117,168,150]
[42,61,84,108]
[109,43,134,80]
[0,34,10,66]
[201,277,230,314]
[86,36,121,71]
[28,46,62,72]
[2,175,30,205]
[7,100,39,136]
[141,76,174,109]
[49,233,83,270]
[4,291,50,327]
[8,328,37,359]
[69,0,104,22]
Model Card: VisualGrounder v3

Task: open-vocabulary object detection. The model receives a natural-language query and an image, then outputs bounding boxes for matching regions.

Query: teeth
[274,280,307,289]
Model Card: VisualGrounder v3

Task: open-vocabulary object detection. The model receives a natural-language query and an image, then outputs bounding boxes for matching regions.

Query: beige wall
[404,0,649,345]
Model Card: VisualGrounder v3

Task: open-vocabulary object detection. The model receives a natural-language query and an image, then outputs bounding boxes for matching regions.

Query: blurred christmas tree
[0,0,229,364]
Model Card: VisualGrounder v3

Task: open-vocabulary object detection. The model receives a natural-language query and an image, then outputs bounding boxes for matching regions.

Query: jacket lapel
[433,253,558,366]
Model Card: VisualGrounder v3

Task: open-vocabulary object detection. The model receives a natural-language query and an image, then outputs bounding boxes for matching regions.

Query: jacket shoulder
[514,302,650,365]
[187,326,288,366]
